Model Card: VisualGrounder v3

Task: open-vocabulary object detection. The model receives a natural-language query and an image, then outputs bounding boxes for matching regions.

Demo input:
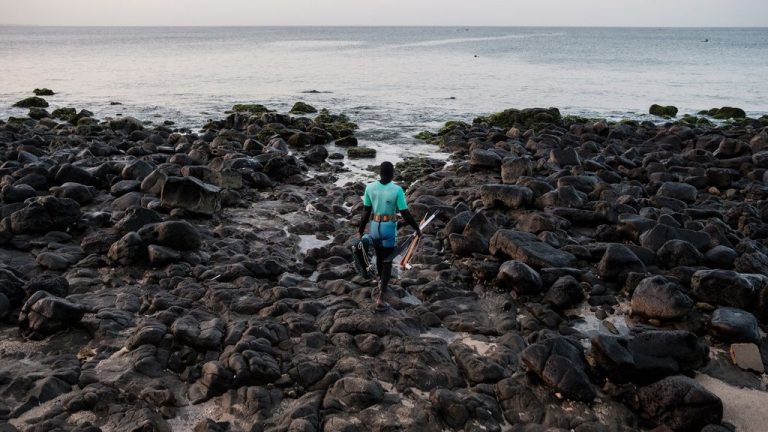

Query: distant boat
[702,38,710,43]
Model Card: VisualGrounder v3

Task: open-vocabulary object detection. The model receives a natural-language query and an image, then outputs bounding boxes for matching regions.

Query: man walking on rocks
[358,161,421,309]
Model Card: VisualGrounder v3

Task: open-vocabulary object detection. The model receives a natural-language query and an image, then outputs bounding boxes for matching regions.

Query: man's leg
[378,247,395,303]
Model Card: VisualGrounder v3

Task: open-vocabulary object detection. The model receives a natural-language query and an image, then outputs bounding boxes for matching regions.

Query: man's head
[380,161,394,184]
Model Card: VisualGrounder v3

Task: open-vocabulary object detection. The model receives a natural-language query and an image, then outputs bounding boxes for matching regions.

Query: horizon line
[1,24,767,29]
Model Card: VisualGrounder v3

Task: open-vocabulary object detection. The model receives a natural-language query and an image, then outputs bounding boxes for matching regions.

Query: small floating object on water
[702,38,710,42]
[603,320,619,335]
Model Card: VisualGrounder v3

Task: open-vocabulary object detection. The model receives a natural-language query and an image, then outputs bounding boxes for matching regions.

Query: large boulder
[19,291,85,337]
[137,220,201,250]
[107,232,147,266]
[54,163,97,186]
[470,149,502,170]
[521,337,595,401]
[501,158,533,183]
[322,377,384,412]
[0,267,26,309]
[114,207,163,233]
[640,224,711,253]
[657,182,697,203]
[160,176,221,215]
[10,196,81,234]
[590,335,635,384]
[480,185,533,209]
[543,275,584,309]
[1,184,37,203]
[627,330,709,383]
[496,261,543,295]
[596,244,646,282]
[448,212,495,256]
[549,147,581,167]
[638,375,722,432]
[489,230,575,268]
[709,307,760,343]
[13,96,48,108]
[691,270,764,310]
[51,182,97,204]
[649,104,678,117]
[631,276,693,320]
[657,240,704,268]
[449,342,506,384]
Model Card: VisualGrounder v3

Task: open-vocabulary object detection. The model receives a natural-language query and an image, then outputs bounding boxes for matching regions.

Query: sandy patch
[696,373,768,432]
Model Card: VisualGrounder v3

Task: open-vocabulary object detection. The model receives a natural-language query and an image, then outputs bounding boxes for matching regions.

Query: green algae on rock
[13,96,49,108]
[649,104,679,117]
[289,101,318,114]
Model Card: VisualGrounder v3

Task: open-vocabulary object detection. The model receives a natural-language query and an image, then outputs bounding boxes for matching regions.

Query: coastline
[1,100,768,431]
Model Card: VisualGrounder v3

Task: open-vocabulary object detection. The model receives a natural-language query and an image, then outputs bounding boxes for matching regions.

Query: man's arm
[358,205,372,236]
[396,187,421,236]
[400,209,421,236]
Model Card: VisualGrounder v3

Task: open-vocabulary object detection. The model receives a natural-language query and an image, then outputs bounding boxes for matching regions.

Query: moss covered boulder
[290,101,317,114]
[474,107,562,130]
[13,97,49,108]
[438,121,471,136]
[231,104,273,114]
[414,130,435,140]
[33,88,55,96]
[314,108,359,138]
[51,107,77,122]
[335,136,358,147]
[700,107,747,119]
[28,108,50,120]
[347,147,376,159]
[649,104,678,117]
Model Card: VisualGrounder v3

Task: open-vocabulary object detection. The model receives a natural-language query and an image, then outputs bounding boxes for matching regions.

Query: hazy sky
[1,0,766,27]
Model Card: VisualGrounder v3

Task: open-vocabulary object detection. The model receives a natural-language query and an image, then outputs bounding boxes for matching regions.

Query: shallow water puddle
[567,303,630,342]
[297,234,333,254]
[420,327,498,356]
[165,399,236,432]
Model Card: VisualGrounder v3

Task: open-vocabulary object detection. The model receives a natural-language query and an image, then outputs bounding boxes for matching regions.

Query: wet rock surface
[2,105,767,431]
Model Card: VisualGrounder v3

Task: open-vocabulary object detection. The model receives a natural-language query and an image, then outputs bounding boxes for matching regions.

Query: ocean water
[1,26,767,167]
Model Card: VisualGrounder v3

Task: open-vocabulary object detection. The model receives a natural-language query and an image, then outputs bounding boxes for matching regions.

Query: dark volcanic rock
[114,206,163,233]
[24,273,69,298]
[691,270,764,310]
[521,336,595,401]
[640,224,711,253]
[657,239,704,268]
[138,220,202,250]
[597,243,646,282]
[543,275,584,309]
[639,375,723,432]
[496,261,543,295]
[590,334,635,384]
[480,184,533,209]
[19,290,85,337]
[449,342,506,384]
[631,276,693,320]
[710,307,760,343]
[322,377,384,412]
[627,330,709,383]
[10,196,81,234]
[107,232,147,265]
[489,229,575,268]
[161,176,221,215]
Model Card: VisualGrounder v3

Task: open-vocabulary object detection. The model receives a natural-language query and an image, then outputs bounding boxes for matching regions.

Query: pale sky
[1,0,766,27]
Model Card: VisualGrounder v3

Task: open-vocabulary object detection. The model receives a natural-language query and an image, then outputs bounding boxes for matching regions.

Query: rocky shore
[1,98,768,432]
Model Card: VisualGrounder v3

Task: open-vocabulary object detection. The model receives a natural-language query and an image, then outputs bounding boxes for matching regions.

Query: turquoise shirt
[363,181,407,215]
